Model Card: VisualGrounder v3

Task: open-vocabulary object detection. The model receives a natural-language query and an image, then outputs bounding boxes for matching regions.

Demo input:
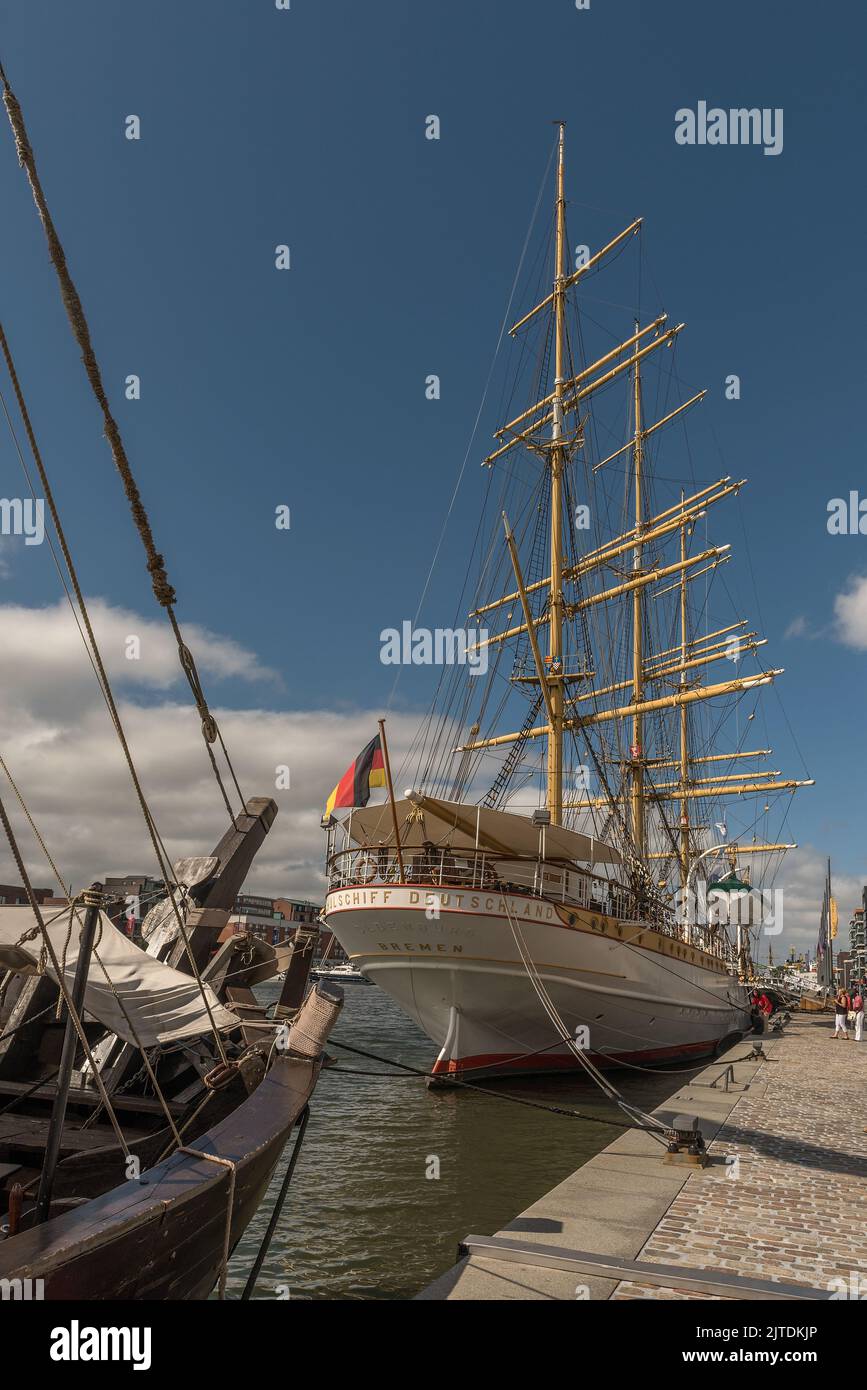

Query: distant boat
[312,962,372,984]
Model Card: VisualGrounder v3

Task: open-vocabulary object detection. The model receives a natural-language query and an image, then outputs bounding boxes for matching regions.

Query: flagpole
[828,856,834,987]
[378,718,406,884]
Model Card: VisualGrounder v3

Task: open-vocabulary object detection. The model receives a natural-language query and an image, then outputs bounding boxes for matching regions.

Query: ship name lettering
[376,942,464,953]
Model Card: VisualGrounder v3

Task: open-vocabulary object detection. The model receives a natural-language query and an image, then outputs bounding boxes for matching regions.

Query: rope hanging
[0,61,244,822]
[0,791,129,1155]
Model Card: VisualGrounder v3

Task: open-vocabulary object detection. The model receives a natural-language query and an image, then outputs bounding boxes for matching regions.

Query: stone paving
[610,1015,867,1300]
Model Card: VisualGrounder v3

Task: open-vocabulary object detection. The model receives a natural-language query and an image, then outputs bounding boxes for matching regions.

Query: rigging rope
[0,770,191,1138]
[0,62,244,826]
[0,337,231,1065]
[0,791,129,1155]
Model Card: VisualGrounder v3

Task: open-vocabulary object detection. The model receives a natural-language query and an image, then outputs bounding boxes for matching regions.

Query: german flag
[324,735,387,819]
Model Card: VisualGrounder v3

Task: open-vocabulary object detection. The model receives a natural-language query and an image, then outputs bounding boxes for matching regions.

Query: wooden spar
[593,391,707,473]
[456,671,783,753]
[567,778,813,809]
[471,545,729,654]
[648,842,796,860]
[679,495,690,894]
[470,478,742,621]
[166,796,278,975]
[650,748,773,770]
[631,320,645,855]
[503,514,555,731]
[493,315,667,445]
[653,556,731,597]
[34,882,103,1225]
[572,670,782,728]
[564,483,741,581]
[565,640,766,708]
[548,121,567,826]
[650,619,748,663]
[653,769,782,791]
[275,924,318,1018]
[378,718,406,882]
[484,322,685,467]
[509,216,642,336]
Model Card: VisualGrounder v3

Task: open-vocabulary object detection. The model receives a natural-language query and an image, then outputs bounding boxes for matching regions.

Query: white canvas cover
[343,793,622,865]
[0,906,240,1047]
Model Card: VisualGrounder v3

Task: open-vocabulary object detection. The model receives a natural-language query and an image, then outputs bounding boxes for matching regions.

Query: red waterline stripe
[431,1036,725,1076]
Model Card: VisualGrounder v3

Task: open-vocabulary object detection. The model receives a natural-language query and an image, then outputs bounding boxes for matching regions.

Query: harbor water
[225,981,684,1300]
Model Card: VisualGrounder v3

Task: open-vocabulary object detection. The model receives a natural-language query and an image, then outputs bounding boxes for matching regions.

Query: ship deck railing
[326,849,738,963]
[326,846,638,917]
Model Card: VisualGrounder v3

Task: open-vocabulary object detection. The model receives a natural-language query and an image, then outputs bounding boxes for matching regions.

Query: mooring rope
[500,896,668,1139]
[177,1148,237,1300]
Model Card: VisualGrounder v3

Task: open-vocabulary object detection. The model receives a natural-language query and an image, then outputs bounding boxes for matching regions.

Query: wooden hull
[0,1053,318,1300]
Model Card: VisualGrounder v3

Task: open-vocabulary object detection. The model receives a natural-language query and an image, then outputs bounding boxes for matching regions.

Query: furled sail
[0,906,240,1047]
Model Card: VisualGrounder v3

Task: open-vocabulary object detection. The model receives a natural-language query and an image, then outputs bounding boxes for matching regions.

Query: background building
[849,899,866,982]
[222,893,323,946]
[103,874,166,933]
[0,883,52,906]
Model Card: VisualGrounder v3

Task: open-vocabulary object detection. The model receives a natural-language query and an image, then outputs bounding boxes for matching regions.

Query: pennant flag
[830,896,838,939]
[324,735,387,819]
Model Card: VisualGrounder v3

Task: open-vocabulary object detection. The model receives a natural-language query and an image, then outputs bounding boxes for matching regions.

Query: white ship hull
[325,883,752,1078]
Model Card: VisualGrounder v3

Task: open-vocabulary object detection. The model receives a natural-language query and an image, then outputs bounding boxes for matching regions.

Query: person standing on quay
[833,987,850,1039]
[852,986,864,1042]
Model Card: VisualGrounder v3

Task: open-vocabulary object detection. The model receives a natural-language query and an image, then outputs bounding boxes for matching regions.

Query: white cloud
[0,599,417,903]
[833,574,867,650]
[768,844,865,960]
[1,599,857,957]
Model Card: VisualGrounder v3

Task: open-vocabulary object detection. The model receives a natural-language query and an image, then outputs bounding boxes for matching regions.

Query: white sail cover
[0,906,240,1047]
[344,794,622,865]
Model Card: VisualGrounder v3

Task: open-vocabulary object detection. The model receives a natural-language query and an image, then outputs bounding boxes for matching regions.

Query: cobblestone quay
[419,1015,867,1301]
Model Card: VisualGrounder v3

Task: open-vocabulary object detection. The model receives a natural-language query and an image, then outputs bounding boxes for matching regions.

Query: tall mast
[630,320,645,852]
[678,493,690,893]
[547,121,567,825]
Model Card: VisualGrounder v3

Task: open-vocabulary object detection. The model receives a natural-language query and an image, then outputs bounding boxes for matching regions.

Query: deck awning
[0,906,241,1047]
[340,793,621,865]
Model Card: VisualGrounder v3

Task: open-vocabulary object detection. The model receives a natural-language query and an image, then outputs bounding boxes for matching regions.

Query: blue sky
[0,0,865,942]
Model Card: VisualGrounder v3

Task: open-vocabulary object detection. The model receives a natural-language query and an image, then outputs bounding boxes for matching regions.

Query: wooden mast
[378,718,406,883]
[34,882,103,1224]
[678,492,691,895]
[547,121,567,826]
[630,321,645,854]
[467,144,812,865]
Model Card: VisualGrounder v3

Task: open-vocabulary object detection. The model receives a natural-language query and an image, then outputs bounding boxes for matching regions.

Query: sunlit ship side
[323,797,752,1079]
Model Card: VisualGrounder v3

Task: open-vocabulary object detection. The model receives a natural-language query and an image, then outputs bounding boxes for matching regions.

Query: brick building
[0,884,52,906]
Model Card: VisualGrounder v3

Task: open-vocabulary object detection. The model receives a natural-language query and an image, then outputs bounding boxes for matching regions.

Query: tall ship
[323,125,812,1080]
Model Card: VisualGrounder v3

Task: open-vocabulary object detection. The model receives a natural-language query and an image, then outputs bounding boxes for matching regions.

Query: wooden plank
[168,797,278,975]
[0,1054,317,1299]
[0,1079,185,1117]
